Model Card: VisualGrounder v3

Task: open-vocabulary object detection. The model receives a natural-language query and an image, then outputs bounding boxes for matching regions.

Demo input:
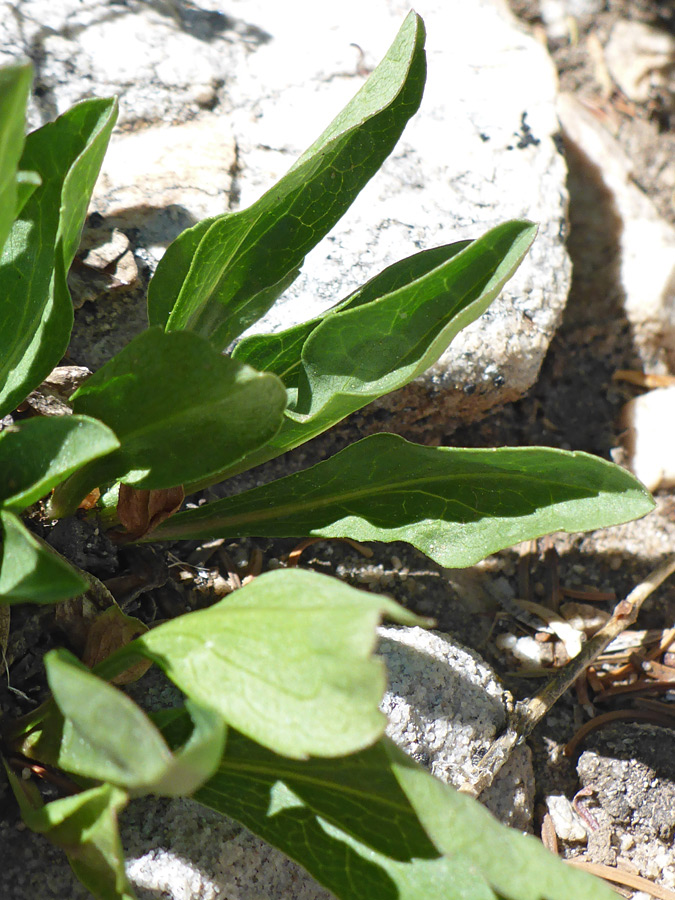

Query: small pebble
[545,795,588,842]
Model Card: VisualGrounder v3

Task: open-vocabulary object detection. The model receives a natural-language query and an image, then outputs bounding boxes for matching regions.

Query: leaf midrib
[211,758,426,820]
[166,466,599,533]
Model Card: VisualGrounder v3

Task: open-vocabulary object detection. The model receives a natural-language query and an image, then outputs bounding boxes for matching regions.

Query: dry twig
[460,554,675,797]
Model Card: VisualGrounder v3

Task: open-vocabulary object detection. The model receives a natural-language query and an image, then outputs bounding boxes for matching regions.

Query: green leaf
[233,240,472,385]
[151,433,654,566]
[45,648,175,789]
[49,328,287,514]
[194,728,439,863]
[44,648,226,795]
[14,169,41,217]
[0,62,33,255]
[0,96,118,418]
[0,510,87,604]
[0,415,119,512]
[125,568,425,759]
[384,739,613,900]
[153,699,227,796]
[7,768,137,900]
[147,11,426,349]
[199,220,536,488]
[191,731,613,900]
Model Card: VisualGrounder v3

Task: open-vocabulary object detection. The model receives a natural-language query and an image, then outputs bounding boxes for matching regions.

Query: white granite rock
[379,625,534,832]
[619,386,675,492]
[91,115,238,263]
[2,0,569,431]
[0,0,256,129]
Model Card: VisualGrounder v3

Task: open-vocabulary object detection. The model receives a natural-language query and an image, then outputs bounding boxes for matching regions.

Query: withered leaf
[117,483,184,541]
[82,604,150,685]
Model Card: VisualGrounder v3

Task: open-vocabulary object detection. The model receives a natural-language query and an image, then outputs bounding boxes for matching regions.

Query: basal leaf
[0,415,119,512]
[194,220,535,489]
[144,215,217,328]
[0,97,117,418]
[152,433,654,566]
[49,328,287,515]
[0,62,33,255]
[124,568,425,759]
[44,649,226,796]
[147,11,426,349]
[190,730,613,900]
[233,241,471,386]
[7,769,137,900]
[0,510,87,604]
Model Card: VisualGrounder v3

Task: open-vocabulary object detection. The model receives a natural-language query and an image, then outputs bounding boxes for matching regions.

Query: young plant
[0,14,652,900]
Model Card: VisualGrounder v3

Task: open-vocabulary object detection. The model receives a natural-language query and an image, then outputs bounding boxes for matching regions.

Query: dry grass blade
[566,859,675,900]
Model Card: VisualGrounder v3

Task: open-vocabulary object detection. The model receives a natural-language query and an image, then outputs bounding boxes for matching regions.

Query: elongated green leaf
[121,568,425,759]
[190,729,613,900]
[0,510,87,604]
[152,433,654,566]
[49,328,287,514]
[147,11,426,349]
[271,219,535,438]
[7,768,137,900]
[0,97,118,418]
[0,62,33,255]
[44,649,226,795]
[0,415,119,512]
[145,215,216,327]
[189,220,536,491]
[233,240,472,386]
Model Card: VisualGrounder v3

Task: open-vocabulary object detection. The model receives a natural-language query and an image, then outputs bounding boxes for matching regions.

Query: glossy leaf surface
[147,12,426,349]
[50,328,287,513]
[201,220,535,487]
[153,433,654,567]
[0,510,87,604]
[0,97,117,417]
[192,730,614,900]
[128,568,425,759]
[0,415,119,512]
[233,240,471,382]
[0,62,33,255]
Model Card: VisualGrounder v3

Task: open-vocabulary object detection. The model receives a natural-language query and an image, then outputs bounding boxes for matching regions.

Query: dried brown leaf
[117,483,184,541]
[81,604,150,685]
